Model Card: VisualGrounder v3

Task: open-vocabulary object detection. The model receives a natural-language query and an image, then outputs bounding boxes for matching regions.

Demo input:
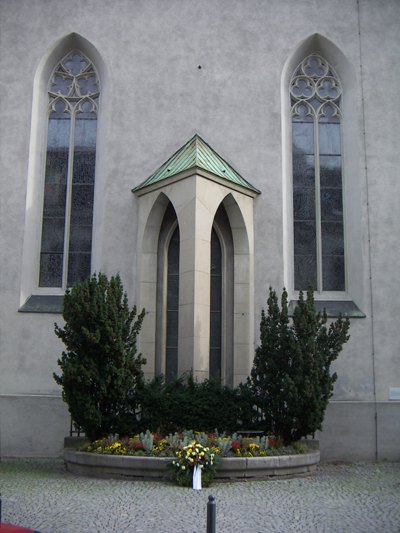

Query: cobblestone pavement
[0,459,399,533]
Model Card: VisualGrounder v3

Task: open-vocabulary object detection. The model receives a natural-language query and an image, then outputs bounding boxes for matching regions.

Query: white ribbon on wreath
[192,464,202,490]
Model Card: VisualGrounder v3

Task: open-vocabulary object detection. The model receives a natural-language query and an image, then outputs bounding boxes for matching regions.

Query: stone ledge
[64,449,320,481]
[217,451,320,479]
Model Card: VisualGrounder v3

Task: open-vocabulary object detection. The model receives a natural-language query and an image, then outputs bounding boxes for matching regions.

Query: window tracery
[290,54,344,292]
[39,50,99,287]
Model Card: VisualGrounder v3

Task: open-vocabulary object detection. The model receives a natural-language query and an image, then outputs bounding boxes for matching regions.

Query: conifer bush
[54,273,145,441]
[137,374,254,434]
[250,287,350,444]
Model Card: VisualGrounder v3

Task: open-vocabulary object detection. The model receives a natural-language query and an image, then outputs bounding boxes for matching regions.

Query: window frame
[38,50,99,290]
[19,35,106,313]
[290,54,346,295]
[281,35,365,317]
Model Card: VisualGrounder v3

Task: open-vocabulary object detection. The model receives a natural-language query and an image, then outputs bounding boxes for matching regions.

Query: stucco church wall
[0,0,399,459]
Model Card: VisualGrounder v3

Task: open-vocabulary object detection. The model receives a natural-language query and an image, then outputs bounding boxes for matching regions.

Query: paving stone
[0,460,399,532]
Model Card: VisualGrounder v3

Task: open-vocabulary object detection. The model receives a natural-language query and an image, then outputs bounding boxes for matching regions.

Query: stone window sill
[19,295,64,314]
[288,299,365,318]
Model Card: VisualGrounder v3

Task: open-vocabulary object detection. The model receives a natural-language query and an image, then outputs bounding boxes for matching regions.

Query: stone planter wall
[64,449,320,481]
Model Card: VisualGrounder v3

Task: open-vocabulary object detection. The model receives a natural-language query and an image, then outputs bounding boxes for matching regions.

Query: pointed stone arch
[134,136,259,383]
[281,34,364,314]
[221,193,255,384]
[20,33,108,312]
[136,192,172,378]
[210,203,234,384]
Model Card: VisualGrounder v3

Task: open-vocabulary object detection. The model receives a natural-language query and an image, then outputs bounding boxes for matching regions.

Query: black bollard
[207,495,216,533]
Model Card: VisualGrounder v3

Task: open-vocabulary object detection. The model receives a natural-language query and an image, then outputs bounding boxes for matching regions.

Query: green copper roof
[133,134,260,194]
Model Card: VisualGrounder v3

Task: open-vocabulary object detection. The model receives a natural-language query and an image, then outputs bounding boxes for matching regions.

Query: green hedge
[136,374,257,435]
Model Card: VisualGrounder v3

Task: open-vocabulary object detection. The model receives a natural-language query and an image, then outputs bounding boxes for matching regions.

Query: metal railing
[69,419,84,437]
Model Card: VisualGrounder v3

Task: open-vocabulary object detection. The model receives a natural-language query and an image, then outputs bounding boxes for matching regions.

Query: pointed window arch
[290,54,344,292]
[39,50,100,287]
[135,136,259,383]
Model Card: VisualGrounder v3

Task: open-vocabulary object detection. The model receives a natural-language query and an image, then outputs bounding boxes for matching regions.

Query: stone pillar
[175,176,213,380]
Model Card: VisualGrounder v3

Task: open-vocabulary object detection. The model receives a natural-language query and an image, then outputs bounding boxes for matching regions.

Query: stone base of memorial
[64,446,320,481]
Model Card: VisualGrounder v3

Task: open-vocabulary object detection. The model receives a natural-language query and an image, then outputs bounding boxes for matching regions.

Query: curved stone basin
[64,449,320,481]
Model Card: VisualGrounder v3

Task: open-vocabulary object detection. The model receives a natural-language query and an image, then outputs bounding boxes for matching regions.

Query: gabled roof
[132,134,260,194]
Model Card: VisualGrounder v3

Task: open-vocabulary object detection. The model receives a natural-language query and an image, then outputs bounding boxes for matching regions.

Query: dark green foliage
[53,273,146,441]
[250,287,350,444]
[53,276,348,444]
[137,374,255,435]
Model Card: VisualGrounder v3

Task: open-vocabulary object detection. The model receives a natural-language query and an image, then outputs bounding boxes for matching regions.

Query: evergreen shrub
[249,287,350,444]
[137,374,255,434]
[54,275,348,446]
[53,273,145,441]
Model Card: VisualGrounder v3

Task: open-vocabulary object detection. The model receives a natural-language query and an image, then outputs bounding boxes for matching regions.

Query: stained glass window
[39,51,99,287]
[290,55,344,291]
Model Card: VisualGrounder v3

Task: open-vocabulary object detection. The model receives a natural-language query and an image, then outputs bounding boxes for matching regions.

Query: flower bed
[64,431,320,482]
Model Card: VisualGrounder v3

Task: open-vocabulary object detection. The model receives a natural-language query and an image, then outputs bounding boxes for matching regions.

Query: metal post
[207,495,216,533]
[0,494,2,523]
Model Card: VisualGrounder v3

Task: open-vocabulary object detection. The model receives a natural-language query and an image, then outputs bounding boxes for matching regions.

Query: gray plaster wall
[0,396,70,457]
[0,0,399,459]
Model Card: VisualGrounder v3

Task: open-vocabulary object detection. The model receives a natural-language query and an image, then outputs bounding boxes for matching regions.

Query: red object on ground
[0,524,41,533]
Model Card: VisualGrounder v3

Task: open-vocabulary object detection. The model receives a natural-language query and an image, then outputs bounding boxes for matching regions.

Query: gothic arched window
[290,54,344,292]
[39,50,100,287]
